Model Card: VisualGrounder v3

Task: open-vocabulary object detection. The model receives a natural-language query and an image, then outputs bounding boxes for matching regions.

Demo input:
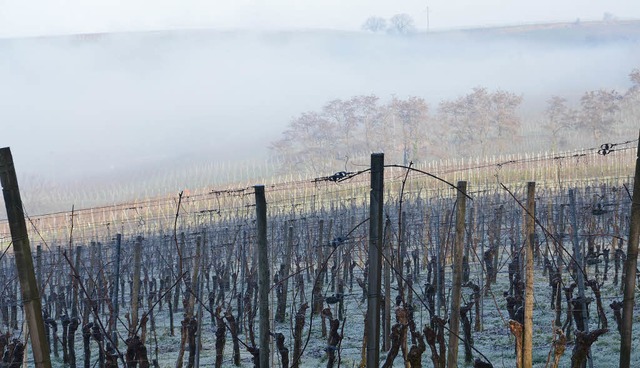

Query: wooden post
[36,245,42,293]
[188,235,202,318]
[71,246,82,318]
[523,182,535,368]
[555,203,565,328]
[493,206,502,285]
[620,130,640,368]
[435,213,443,313]
[447,181,467,368]
[255,185,270,368]
[276,226,293,323]
[0,147,52,368]
[479,211,485,331]
[569,189,593,365]
[383,219,391,352]
[130,236,143,336]
[313,221,324,315]
[111,234,122,345]
[239,230,247,334]
[194,235,204,368]
[366,153,384,368]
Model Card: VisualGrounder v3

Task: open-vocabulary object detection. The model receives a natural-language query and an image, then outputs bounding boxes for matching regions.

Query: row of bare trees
[271,68,640,174]
[543,70,639,148]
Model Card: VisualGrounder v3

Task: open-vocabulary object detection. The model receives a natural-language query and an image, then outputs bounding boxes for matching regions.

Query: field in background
[2,142,635,248]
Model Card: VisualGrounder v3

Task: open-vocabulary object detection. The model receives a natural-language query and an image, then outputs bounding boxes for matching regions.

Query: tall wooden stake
[569,189,592,368]
[71,246,82,318]
[447,181,467,368]
[366,153,384,368]
[523,182,535,368]
[620,130,640,368]
[111,234,122,345]
[130,236,143,336]
[36,245,42,292]
[0,147,52,368]
[383,219,391,352]
[276,225,293,322]
[255,185,270,368]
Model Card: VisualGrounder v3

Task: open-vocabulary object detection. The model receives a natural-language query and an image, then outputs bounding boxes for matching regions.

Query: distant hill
[16,19,640,45]
[455,20,640,44]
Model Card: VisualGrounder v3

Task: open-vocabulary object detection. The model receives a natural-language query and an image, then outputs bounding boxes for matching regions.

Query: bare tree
[578,89,622,140]
[388,96,441,163]
[620,69,640,131]
[271,95,391,174]
[362,17,387,33]
[270,111,339,174]
[388,14,416,35]
[439,87,522,157]
[543,96,577,150]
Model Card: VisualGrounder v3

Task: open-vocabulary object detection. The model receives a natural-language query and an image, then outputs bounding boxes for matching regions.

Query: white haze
[0,24,639,213]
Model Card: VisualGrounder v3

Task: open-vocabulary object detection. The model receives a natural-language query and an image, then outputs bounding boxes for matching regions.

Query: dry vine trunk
[508,320,523,368]
[460,302,475,363]
[225,310,241,366]
[610,300,623,336]
[326,318,342,368]
[586,280,607,329]
[381,324,405,368]
[273,332,289,368]
[545,326,566,368]
[82,323,92,368]
[292,303,308,368]
[570,329,608,368]
[214,307,226,368]
[68,317,79,368]
[407,319,426,368]
[186,318,197,368]
[125,335,150,368]
[424,316,447,368]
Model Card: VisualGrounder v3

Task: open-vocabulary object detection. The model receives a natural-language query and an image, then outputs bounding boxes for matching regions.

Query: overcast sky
[1,0,640,38]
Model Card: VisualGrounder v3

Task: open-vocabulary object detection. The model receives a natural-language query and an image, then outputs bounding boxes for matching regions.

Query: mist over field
[1,21,639,213]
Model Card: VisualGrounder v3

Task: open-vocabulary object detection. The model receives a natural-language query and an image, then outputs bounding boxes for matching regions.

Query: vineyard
[0,140,639,368]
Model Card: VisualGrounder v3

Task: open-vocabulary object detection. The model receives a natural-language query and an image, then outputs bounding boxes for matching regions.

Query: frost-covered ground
[34,257,638,368]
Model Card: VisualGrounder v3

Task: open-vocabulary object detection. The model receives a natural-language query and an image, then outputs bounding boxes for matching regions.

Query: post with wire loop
[523,182,535,368]
[0,147,52,368]
[447,181,467,368]
[366,153,384,367]
[620,130,640,368]
[111,234,122,346]
[255,185,270,368]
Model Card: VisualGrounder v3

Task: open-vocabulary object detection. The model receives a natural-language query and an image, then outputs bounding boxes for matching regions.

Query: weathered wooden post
[366,153,384,368]
[383,219,391,352]
[312,220,325,315]
[111,234,122,346]
[523,182,535,368]
[188,235,202,319]
[72,246,82,318]
[620,130,640,368]
[569,189,592,368]
[130,236,143,336]
[435,212,443,312]
[0,147,52,368]
[36,245,43,292]
[255,185,270,368]
[447,181,467,368]
[276,226,293,323]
